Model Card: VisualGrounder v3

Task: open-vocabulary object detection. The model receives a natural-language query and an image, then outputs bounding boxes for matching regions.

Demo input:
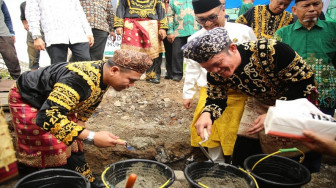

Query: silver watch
[32,35,41,40]
[83,131,95,145]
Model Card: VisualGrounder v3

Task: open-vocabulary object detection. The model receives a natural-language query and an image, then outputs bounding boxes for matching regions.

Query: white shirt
[26,0,93,47]
[183,22,257,99]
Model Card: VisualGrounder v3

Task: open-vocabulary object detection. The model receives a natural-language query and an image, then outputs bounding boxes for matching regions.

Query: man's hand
[167,34,175,43]
[183,99,193,109]
[34,38,45,51]
[116,27,123,35]
[109,31,116,41]
[194,112,212,140]
[247,113,267,135]
[158,29,166,40]
[11,36,16,43]
[93,131,126,148]
[302,130,336,157]
[88,35,94,47]
[22,20,29,31]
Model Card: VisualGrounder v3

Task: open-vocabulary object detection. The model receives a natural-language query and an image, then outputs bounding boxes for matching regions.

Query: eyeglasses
[196,5,223,24]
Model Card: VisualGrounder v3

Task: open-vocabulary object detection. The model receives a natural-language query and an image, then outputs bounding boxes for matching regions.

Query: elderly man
[183,0,256,163]
[236,0,294,39]
[275,0,336,172]
[182,27,317,171]
[9,49,152,187]
[275,0,336,117]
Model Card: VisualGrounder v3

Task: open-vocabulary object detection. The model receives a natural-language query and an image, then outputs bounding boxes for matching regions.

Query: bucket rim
[14,168,90,188]
[243,154,311,187]
[102,159,175,188]
[184,161,256,188]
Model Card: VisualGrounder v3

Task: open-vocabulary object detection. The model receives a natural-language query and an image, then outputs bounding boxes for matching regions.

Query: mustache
[303,17,317,22]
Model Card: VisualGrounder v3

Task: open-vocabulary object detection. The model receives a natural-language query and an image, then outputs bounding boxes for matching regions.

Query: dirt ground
[1,77,336,187]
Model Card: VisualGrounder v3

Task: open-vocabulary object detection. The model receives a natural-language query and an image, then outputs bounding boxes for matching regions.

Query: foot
[164,76,172,80]
[151,78,160,84]
[172,76,182,82]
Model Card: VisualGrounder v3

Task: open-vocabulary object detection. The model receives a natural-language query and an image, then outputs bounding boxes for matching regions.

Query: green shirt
[238,3,253,16]
[167,0,200,37]
[326,0,336,22]
[275,20,336,108]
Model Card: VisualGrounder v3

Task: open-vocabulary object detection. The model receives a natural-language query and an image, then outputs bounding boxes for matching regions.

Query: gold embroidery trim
[48,83,80,111]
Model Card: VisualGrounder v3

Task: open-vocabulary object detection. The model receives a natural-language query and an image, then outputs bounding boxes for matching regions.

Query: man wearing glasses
[183,0,256,164]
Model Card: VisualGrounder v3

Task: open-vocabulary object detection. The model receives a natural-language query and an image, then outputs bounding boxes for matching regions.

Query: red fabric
[9,86,69,168]
[122,18,152,48]
[0,162,18,183]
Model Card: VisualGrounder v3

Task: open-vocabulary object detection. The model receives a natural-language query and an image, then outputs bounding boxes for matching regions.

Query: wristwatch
[32,35,41,40]
[83,131,95,145]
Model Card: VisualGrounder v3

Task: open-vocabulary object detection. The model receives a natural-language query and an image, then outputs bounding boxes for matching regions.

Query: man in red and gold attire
[9,49,152,188]
[114,0,168,84]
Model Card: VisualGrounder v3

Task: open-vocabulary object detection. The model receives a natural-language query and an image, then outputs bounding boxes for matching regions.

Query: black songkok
[182,27,232,63]
[192,0,222,14]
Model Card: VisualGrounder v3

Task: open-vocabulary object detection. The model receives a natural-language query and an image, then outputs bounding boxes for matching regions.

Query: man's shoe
[146,78,153,83]
[164,76,172,80]
[151,78,160,84]
[172,77,182,82]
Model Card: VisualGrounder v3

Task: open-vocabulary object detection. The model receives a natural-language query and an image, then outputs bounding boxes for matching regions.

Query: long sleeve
[203,72,228,122]
[157,0,168,29]
[75,0,92,36]
[114,0,126,28]
[35,76,90,146]
[26,0,42,36]
[2,2,14,35]
[183,58,207,99]
[107,0,115,32]
[167,0,175,35]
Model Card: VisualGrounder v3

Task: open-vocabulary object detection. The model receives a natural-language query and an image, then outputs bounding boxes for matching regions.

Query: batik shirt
[203,39,315,121]
[80,0,115,33]
[235,5,293,39]
[114,0,168,29]
[167,0,199,37]
[17,61,109,146]
[275,20,336,108]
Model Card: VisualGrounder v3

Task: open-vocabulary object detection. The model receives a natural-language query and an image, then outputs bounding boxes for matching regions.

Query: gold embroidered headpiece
[182,27,232,63]
[112,49,152,73]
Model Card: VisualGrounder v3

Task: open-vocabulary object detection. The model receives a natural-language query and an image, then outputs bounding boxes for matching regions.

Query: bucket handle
[100,166,172,188]
[251,148,305,171]
[238,167,259,188]
[101,166,111,188]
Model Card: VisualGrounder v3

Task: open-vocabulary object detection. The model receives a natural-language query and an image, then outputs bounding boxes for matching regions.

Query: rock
[114,100,122,107]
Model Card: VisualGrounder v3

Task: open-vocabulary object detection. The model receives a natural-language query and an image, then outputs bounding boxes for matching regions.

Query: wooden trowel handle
[125,173,137,188]
[203,128,209,140]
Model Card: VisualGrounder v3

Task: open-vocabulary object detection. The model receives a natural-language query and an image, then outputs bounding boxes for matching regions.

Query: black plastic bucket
[244,154,311,188]
[14,168,90,188]
[102,159,175,188]
[184,161,256,188]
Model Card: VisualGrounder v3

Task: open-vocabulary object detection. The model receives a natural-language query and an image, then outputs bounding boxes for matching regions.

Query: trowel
[118,139,136,150]
[198,128,215,163]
